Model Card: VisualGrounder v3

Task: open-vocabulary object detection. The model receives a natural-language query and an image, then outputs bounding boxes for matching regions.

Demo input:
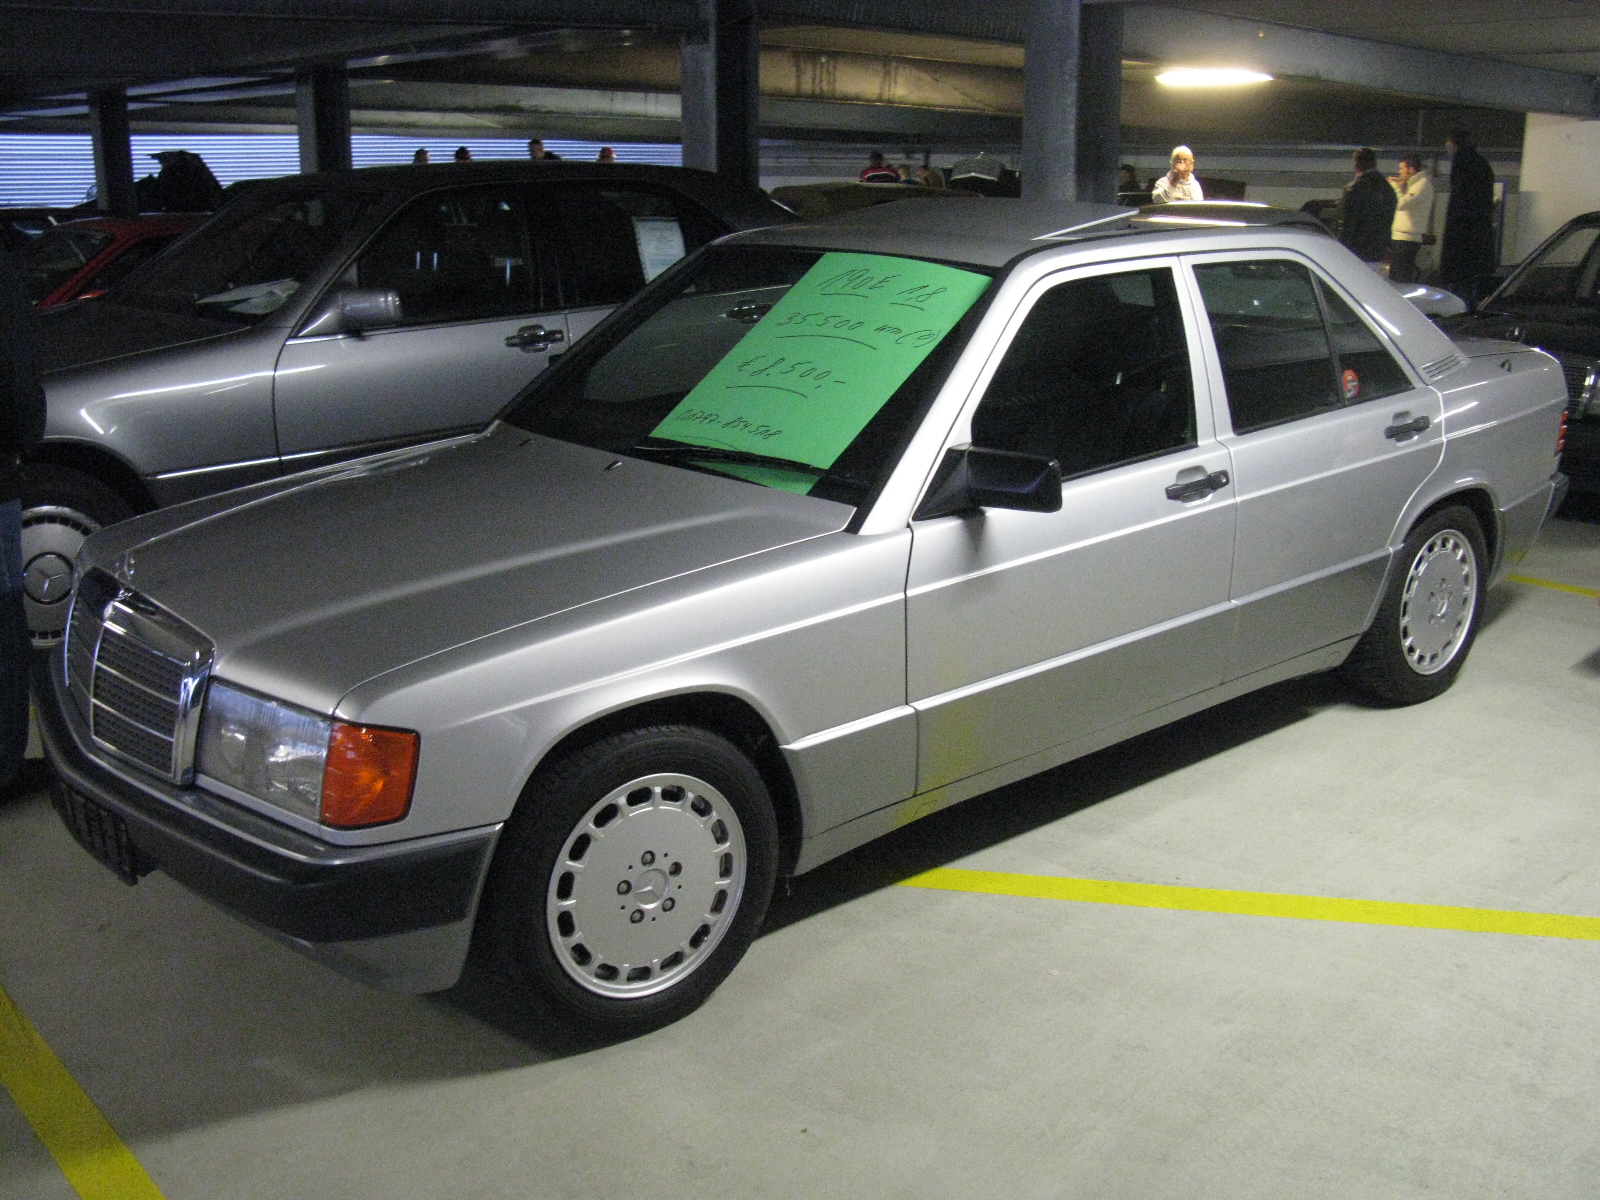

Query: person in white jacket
[1388,154,1435,283]
[1152,145,1203,203]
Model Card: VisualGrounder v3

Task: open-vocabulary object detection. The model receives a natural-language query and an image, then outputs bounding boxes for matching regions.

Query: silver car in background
[22,162,792,642]
[40,200,1567,1036]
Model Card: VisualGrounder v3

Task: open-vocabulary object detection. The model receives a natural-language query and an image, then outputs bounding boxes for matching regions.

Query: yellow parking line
[1507,573,1600,598]
[899,868,1600,941]
[0,983,165,1200]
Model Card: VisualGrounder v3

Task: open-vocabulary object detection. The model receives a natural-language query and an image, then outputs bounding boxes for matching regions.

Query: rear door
[1186,253,1444,679]
[272,182,565,464]
[906,260,1237,792]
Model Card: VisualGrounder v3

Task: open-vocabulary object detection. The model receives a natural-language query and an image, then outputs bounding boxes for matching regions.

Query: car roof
[722,197,1328,269]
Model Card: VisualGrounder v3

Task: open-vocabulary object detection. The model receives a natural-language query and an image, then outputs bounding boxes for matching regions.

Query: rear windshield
[111,189,380,324]
[507,244,993,507]
[14,227,114,302]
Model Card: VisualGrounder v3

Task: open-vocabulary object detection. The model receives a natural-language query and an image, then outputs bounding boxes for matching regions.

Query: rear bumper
[36,651,498,952]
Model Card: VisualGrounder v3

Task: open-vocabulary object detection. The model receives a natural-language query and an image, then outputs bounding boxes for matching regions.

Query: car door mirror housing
[299,288,403,337]
[916,446,1063,519]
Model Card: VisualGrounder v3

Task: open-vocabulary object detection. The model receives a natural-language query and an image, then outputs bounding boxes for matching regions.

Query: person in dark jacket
[1440,128,1497,298]
[1338,147,1398,264]
[0,254,47,795]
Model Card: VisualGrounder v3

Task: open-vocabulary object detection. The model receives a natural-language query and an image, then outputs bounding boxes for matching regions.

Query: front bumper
[35,651,499,948]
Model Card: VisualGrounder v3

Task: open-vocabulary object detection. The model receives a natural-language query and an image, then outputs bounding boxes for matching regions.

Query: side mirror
[916,446,1063,520]
[298,288,403,337]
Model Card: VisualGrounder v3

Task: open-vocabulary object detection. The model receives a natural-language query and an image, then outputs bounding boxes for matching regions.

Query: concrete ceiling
[1156,1,1600,74]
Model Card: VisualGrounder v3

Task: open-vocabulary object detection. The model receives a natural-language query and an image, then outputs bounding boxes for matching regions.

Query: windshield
[508,244,993,506]
[14,226,113,302]
[111,189,380,324]
[1499,223,1600,305]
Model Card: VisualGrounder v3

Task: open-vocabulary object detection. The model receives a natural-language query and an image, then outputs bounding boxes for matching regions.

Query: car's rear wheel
[477,725,778,1037]
[1341,505,1486,705]
[19,465,134,649]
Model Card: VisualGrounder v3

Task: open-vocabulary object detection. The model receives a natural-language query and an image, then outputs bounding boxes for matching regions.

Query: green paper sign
[649,251,991,470]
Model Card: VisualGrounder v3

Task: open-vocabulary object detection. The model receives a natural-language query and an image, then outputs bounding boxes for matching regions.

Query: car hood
[39,298,246,373]
[81,427,854,713]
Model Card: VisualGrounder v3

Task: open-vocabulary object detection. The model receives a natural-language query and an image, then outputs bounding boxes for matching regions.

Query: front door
[907,260,1237,793]
[1187,255,1445,679]
[273,182,566,465]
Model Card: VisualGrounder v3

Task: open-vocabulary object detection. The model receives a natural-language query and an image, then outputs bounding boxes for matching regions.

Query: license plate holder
[51,780,149,885]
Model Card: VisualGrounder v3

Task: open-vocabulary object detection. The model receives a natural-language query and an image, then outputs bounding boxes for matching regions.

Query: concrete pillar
[680,0,716,174]
[713,0,760,189]
[1076,3,1122,205]
[88,89,136,218]
[295,65,352,174]
[1514,112,1600,260]
[1022,0,1080,205]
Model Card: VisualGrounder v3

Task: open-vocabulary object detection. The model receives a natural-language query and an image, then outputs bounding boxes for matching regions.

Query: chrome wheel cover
[547,772,747,1000]
[1399,528,1477,675]
[21,505,99,646]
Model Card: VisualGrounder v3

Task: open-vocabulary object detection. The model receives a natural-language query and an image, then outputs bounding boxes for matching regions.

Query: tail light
[1557,410,1568,455]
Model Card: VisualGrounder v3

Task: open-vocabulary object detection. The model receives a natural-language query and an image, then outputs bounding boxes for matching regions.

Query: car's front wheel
[19,465,135,649]
[1342,504,1487,705]
[477,725,779,1037]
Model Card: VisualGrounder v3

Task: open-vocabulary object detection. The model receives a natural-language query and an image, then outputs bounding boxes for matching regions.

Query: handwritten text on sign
[650,252,991,470]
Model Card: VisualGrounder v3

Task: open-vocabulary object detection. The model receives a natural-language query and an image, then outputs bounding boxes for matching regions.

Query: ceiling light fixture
[1156,67,1273,87]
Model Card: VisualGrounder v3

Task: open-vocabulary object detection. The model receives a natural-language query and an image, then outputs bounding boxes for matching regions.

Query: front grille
[1554,353,1599,415]
[63,569,212,783]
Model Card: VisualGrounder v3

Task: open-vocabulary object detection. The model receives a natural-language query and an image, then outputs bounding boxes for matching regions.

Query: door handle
[1384,413,1431,440]
[1165,468,1230,502]
[505,323,565,352]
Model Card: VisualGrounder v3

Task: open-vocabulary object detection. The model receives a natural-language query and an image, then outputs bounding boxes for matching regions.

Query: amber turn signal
[320,723,420,828]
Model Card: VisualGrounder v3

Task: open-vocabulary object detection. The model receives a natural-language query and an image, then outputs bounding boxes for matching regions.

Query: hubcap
[21,506,100,646]
[547,772,747,999]
[1399,528,1477,675]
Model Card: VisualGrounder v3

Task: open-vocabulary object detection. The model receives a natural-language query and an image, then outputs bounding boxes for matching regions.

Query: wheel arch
[1412,486,1500,572]
[26,439,156,514]
[524,691,806,876]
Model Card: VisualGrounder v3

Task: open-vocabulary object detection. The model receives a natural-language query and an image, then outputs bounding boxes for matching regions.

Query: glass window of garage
[1194,259,1340,434]
[356,185,545,325]
[545,184,724,308]
[970,266,1197,479]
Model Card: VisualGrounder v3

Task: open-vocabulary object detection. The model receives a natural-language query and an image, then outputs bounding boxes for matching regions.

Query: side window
[1194,259,1339,434]
[1316,280,1413,403]
[87,237,174,294]
[971,266,1197,480]
[356,186,540,326]
[547,184,723,308]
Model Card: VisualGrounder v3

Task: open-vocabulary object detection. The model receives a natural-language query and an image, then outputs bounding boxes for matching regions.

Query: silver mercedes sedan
[39,200,1568,1036]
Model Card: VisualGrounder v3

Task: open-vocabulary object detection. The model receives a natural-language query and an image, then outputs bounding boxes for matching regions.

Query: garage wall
[1515,113,1600,260]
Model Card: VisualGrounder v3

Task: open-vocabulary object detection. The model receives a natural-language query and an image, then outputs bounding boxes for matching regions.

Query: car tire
[18,464,135,649]
[1341,505,1487,705]
[477,725,779,1037]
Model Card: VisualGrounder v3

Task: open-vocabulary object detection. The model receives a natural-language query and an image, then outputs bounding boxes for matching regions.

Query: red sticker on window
[1342,368,1360,400]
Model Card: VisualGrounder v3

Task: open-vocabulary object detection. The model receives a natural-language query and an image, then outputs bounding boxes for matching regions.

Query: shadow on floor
[761,670,1349,937]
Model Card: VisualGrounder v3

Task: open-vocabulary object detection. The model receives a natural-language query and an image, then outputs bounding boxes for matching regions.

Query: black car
[1440,211,1600,493]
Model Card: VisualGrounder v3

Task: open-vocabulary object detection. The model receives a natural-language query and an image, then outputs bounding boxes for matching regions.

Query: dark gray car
[21,162,792,642]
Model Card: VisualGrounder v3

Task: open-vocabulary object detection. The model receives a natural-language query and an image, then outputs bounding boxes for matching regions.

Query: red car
[11,213,202,307]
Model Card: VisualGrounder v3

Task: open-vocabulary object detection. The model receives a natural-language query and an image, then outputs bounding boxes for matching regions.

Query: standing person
[528,138,562,161]
[453,146,472,162]
[0,255,45,798]
[411,148,430,165]
[1441,128,1496,299]
[1151,146,1203,202]
[596,146,616,163]
[1338,146,1398,266]
[859,151,900,184]
[1388,153,1435,283]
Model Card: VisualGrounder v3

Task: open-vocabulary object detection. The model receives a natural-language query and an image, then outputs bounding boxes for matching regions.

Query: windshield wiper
[629,441,827,476]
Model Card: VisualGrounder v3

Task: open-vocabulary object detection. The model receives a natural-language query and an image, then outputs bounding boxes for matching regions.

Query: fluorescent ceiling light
[1156,67,1273,87]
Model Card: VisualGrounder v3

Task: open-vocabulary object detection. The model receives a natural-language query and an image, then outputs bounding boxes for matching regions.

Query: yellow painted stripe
[898,868,1600,941]
[0,983,165,1200]
[1507,573,1600,598]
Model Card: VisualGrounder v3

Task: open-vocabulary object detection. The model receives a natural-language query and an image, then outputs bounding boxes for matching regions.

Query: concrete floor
[4,513,1599,1200]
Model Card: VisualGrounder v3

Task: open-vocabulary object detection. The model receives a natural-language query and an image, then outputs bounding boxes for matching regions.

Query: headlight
[196,681,418,828]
